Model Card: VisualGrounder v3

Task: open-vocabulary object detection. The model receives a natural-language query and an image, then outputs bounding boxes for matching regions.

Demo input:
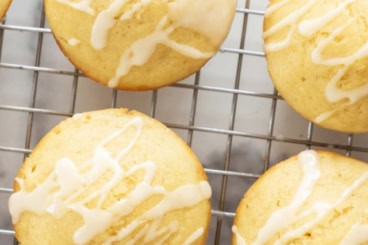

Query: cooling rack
[1,0,368,244]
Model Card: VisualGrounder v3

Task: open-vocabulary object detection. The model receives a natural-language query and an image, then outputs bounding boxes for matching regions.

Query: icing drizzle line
[340,220,368,245]
[183,227,204,245]
[8,116,211,244]
[56,0,95,15]
[233,150,368,245]
[232,225,247,245]
[108,16,213,88]
[55,0,235,88]
[264,0,368,123]
[68,38,81,46]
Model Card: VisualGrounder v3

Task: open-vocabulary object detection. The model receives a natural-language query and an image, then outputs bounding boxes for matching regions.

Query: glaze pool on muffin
[232,150,368,245]
[264,0,368,133]
[44,0,236,90]
[8,109,211,244]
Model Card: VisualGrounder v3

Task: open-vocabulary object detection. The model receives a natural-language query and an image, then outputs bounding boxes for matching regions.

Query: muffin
[9,109,211,244]
[0,0,11,20]
[232,150,368,245]
[264,0,368,133]
[44,0,237,90]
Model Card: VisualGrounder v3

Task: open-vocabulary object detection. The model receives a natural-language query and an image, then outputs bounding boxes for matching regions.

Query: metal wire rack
[0,0,368,244]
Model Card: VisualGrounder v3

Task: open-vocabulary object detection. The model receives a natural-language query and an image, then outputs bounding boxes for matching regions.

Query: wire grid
[0,0,368,244]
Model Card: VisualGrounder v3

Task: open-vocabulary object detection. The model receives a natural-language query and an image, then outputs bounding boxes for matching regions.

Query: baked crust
[264,0,368,133]
[11,108,211,245]
[233,150,368,244]
[44,0,236,90]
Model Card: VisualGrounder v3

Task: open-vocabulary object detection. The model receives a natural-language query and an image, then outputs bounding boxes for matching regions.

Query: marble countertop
[0,0,367,244]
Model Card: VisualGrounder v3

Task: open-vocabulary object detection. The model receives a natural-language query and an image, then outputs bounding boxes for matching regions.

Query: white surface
[0,0,367,244]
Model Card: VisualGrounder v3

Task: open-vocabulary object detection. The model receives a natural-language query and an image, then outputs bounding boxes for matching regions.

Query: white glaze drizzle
[251,150,320,245]
[124,219,179,245]
[339,209,368,245]
[314,110,336,124]
[153,222,179,245]
[340,223,368,245]
[233,150,368,244]
[298,0,356,38]
[120,0,152,21]
[311,16,368,122]
[311,18,368,103]
[57,0,95,15]
[264,0,290,18]
[58,0,235,87]
[72,113,83,120]
[232,225,247,245]
[68,38,81,46]
[8,117,211,244]
[107,16,213,88]
[274,170,368,245]
[146,220,178,243]
[232,150,320,245]
[183,227,204,245]
[94,0,217,86]
[125,223,150,245]
[91,0,129,50]
[265,25,296,52]
[263,0,317,52]
[265,0,368,123]
[311,18,357,67]
[104,181,211,244]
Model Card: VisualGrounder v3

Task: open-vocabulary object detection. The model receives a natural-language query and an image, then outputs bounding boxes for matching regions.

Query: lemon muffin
[264,0,368,133]
[9,109,211,245]
[232,150,368,245]
[0,0,11,20]
[44,0,236,90]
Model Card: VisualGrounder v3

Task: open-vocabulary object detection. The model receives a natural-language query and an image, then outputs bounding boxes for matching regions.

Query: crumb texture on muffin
[9,109,211,245]
[264,0,368,133]
[232,150,368,245]
[45,0,236,90]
